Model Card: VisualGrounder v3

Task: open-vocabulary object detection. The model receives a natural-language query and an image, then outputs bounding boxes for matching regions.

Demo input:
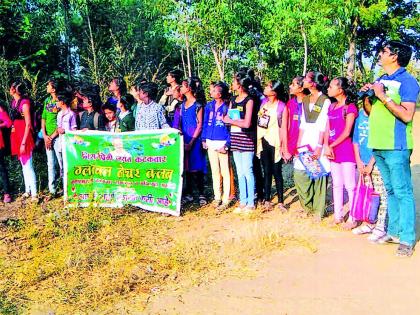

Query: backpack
[79,111,100,130]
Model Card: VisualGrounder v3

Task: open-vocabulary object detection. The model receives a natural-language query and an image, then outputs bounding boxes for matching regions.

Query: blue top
[181,101,206,172]
[352,109,372,165]
[202,100,230,146]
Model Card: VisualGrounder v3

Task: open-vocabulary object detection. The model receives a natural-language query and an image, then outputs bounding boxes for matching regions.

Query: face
[166,74,175,84]
[180,81,190,94]
[9,85,16,96]
[104,109,116,121]
[231,78,240,91]
[327,79,343,98]
[173,88,182,100]
[303,74,314,89]
[47,82,55,94]
[82,96,92,110]
[263,82,276,97]
[210,85,222,99]
[289,78,303,95]
[378,46,397,67]
[138,89,149,102]
[108,80,118,93]
[129,86,140,101]
[57,99,66,110]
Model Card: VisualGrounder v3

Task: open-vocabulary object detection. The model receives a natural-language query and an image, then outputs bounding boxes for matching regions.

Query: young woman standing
[294,71,331,219]
[180,76,207,206]
[224,72,256,214]
[256,80,289,211]
[9,80,37,201]
[325,77,358,225]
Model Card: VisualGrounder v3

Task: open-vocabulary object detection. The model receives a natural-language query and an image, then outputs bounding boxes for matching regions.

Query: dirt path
[145,114,420,315]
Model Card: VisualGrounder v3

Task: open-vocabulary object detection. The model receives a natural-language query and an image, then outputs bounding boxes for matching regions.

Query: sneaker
[242,205,255,215]
[395,244,414,257]
[3,194,12,203]
[233,204,246,214]
[367,229,386,242]
[198,195,207,206]
[376,234,400,245]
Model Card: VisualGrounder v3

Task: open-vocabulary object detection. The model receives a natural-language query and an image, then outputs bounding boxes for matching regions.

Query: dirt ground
[145,114,420,315]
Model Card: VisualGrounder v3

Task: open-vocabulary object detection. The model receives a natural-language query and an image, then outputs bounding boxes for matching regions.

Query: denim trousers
[373,149,416,247]
[46,138,63,194]
[20,155,37,196]
[233,151,255,206]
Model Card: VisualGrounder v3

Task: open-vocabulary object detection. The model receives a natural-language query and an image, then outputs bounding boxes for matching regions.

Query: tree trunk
[346,15,359,79]
[300,21,308,76]
[86,5,99,85]
[181,48,187,78]
[211,47,224,80]
[62,0,72,81]
[356,50,366,79]
[185,31,192,77]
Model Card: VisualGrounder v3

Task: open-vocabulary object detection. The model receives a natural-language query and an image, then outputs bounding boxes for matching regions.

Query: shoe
[352,224,373,235]
[198,195,207,206]
[395,244,414,257]
[181,195,194,206]
[242,205,255,215]
[211,199,221,208]
[44,192,57,202]
[31,196,39,204]
[3,194,12,203]
[367,229,386,242]
[376,234,400,245]
[22,192,30,199]
[233,204,246,214]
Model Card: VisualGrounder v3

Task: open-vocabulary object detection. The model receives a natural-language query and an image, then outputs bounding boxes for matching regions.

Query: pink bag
[350,175,376,222]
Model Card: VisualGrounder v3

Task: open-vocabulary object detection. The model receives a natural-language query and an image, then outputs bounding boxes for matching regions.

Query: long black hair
[333,77,357,105]
[10,79,30,98]
[269,80,288,103]
[306,71,329,95]
[183,76,206,105]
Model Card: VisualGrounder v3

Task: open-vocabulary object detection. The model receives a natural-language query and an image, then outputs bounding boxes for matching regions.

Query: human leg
[330,161,345,221]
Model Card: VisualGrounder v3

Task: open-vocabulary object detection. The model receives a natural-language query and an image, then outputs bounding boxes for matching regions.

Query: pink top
[286,97,302,155]
[327,102,358,163]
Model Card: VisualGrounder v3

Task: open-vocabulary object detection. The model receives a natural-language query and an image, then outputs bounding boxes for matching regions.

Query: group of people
[0,40,418,257]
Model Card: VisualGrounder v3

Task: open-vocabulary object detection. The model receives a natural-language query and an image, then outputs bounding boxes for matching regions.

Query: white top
[294,93,331,172]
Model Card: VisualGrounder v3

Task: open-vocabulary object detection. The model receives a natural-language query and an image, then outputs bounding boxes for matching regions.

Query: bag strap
[94,112,99,130]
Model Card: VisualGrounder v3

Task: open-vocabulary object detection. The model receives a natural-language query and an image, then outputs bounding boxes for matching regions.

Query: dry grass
[0,192,317,314]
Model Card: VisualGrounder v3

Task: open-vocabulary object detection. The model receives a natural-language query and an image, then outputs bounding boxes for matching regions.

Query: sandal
[352,224,373,235]
[277,203,288,213]
[198,195,207,206]
[342,220,359,230]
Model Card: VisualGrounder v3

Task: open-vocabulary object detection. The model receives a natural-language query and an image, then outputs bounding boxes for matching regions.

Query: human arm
[280,105,292,161]
[223,99,254,129]
[158,105,170,129]
[185,107,203,151]
[372,81,417,123]
[20,101,32,154]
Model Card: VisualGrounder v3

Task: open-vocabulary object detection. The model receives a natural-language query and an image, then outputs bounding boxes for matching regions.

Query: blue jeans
[373,149,416,247]
[46,138,63,194]
[233,151,255,206]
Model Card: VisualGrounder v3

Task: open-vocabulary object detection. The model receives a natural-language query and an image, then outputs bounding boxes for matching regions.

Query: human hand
[202,141,208,149]
[45,136,52,150]
[185,142,193,152]
[372,82,386,100]
[324,145,334,160]
[19,143,26,155]
[58,127,65,134]
[282,150,292,162]
[363,163,374,175]
[360,83,373,92]
[223,115,232,124]
[312,147,322,160]
[216,147,227,154]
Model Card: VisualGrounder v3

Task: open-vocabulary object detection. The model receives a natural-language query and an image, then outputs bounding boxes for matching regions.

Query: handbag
[350,175,380,223]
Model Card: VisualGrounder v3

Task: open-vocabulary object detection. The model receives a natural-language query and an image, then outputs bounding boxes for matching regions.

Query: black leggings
[184,171,205,196]
[260,138,284,203]
[0,149,10,194]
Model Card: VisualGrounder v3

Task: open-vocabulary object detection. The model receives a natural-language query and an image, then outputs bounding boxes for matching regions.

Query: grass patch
[0,196,316,314]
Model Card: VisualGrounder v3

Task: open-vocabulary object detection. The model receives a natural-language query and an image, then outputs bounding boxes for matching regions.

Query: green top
[42,96,60,135]
[118,111,135,132]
